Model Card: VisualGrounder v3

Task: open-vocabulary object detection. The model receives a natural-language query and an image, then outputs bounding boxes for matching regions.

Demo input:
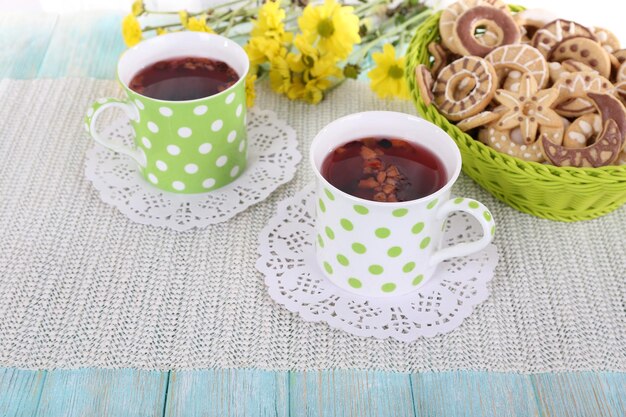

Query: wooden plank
[532,372,626,417]
[34,369,168,417]
[411,371,540,417]
[0,13,58,79]
[37,12,125,79]
[289,369,415,417]
[0,368,46,417]
[165,369,289,417]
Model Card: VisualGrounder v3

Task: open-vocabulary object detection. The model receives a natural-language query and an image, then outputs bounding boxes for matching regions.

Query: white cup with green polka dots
[311,111,495,297]
[84,31,249,193]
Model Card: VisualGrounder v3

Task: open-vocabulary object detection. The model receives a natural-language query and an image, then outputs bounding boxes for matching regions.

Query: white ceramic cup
[311,111,495,297]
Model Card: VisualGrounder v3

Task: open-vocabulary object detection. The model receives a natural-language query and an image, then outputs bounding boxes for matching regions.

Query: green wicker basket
[405,8,626,221]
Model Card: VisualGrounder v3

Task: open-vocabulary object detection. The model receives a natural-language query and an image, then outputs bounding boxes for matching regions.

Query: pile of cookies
[415,0,626,167]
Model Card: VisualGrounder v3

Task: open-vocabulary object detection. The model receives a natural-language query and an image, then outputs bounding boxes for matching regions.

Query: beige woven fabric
[0,78,624,371]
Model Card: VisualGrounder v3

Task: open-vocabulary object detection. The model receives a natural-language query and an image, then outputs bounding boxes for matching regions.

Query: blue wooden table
[1,11,625,417]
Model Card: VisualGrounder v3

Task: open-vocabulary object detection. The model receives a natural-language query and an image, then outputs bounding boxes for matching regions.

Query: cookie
[502,70,523,92]
[542,119,621,167]
[479,123,563,162]
[591,27,621,54]
[415,64,434,106]
[588,92,626,146]
[439,0,508,54]
[453,6,521,57]
[427,42,448,76]
[614,81,626,105]
[613,49,626,65]
[563,113,602,148]
[541,93,626,167]
[617,61,626,83]
[532,19,595,58]
[548,36,611,78]
[455,76,477,97]
[513,9,558,42]
[432,56,498,121]
[456,110,501,131]
[548,60,597,84]
[485,44,549,88]
[492,73,561,144]
[552,71,614,117]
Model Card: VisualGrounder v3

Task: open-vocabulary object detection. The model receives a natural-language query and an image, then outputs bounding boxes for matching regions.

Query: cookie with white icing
[531,19,595,58]
[485,44,549,88]
[432,56,498,121]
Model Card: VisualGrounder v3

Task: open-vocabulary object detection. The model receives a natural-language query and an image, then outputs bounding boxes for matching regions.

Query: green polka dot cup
[311,111,495,297]
[84,32,249,193]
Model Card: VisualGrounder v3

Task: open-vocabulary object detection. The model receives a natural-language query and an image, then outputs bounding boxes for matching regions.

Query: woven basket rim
[405,8,626,183]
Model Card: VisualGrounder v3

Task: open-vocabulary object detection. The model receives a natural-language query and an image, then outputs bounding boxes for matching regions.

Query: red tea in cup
[321,137,447,202]
[129,56,239,101]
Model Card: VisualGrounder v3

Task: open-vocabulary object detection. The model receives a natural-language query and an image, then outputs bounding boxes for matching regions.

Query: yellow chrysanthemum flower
[132,0,144,16]
[187,14,215,33]
[287,78,306,101]
[269,53,293,94]
[367,44,410,100]
[251,0,292,43]
[122,14,142,47]
[246,73,257,108]
[302,83,325,104]
[310,56,342,80]
[298,0,361,60]
[245,37,283,67]
[179,10,189,26]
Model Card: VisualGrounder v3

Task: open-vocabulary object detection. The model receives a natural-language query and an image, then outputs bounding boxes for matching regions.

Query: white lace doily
[85,109,301,230]
[257,184,499,341]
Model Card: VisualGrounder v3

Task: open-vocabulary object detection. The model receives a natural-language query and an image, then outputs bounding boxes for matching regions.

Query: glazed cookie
[513,9,558,41]
[492,73,561,144]
[432,56,498,121]
[453,6,521,57]
[485,44,549,88]
[439,0,509,54]
[563,113,602,148]
[456,110,501,131]
[532,19,595,58]
[428,42,448,76]
[541,93,626,167]
[548,59,597,84]
[552,71,614,117]
[548,36,611,78]
[591,27,621,54]
[478,123,563,162]
[415,65,434,106]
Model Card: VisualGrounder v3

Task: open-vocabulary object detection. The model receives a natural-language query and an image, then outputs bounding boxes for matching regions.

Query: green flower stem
[350,8,431,65]
[142,1,256,35]
[143,0,248,15]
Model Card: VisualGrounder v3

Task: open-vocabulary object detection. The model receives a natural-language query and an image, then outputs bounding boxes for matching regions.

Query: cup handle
[428,197,495,267]
[84,97,142,164]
